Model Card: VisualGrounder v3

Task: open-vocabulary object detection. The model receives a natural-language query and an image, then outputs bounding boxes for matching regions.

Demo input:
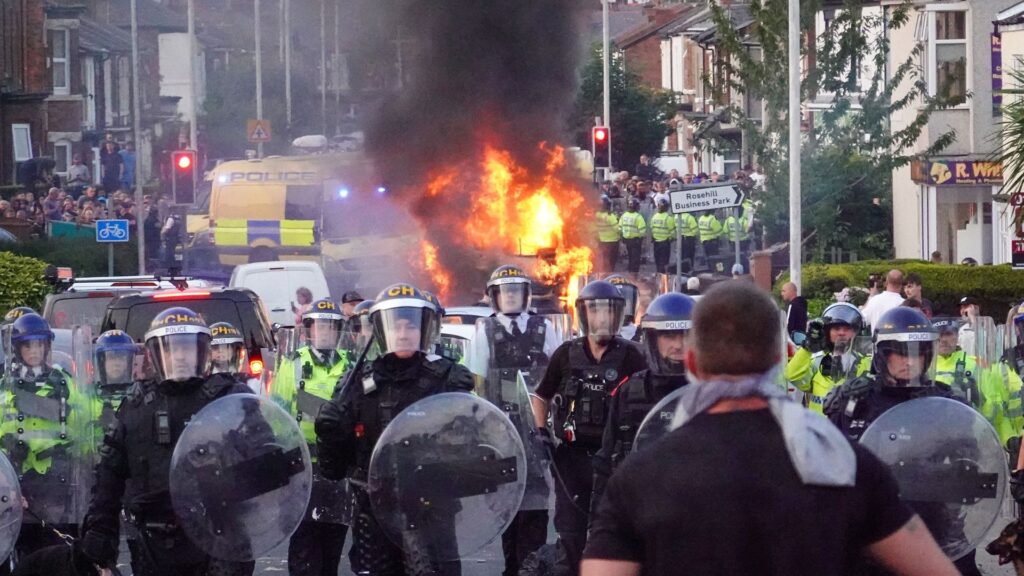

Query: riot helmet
[303,299,344,353]
[604,274,639,325]
[656,197,669,213]
[2,306,36,325]
[871,307,937,388]
[931,317,964,357]
[343,299,376,350]
[144,307,211,383]
[209,322,246,375]
[486,265,532,316]
[575,280,625,345]
[600,195,612,212]
[626,197,640,211]
[641,293,695,376]
[94,330,138,387]
[370,284,442,359]
[821,303,863,354]
[10,313,54,369]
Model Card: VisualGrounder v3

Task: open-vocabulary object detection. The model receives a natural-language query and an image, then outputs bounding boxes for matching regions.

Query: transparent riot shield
[633,386,685,453]
[0,451,21,564]
[934,317,1002,411]
[438,333,470,364]
[860,397,1007,560]
[170,394,312,562]
[368,393,526,562]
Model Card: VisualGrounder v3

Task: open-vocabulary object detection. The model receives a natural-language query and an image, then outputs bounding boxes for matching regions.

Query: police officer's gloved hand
[536,427,556,454]
[804,320,825,353]
[1011,469,1024,504]
[74,529,117,572]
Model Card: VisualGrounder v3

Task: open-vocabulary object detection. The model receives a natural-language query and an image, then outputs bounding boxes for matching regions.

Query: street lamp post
[788,0,802,291]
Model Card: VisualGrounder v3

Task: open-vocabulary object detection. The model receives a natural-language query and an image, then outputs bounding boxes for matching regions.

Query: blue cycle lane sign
[96,219,130,243]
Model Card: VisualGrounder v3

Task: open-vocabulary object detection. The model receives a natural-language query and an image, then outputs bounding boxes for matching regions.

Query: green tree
[700,0,955,260]
[570,44,677,171]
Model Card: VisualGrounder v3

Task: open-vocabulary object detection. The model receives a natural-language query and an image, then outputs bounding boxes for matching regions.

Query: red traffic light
[593,127,608,142]
[175,154,192,170]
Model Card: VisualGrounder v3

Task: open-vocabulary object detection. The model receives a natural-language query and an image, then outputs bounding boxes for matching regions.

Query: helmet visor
[148,333,211,382]
[874,340,936,387]
[98,349,136,386]
[579,299,625,339]
[306,318,342,351]
[488,284,530,315]
[372,306,440,357]
[617,285,639,323]
[15,338,50,370]
[210,343,244,374]
[643,328,688,376]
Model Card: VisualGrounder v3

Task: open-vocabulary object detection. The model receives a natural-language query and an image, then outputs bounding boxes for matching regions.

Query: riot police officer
[75,307,254,576]
[93,329,139,427]
[618,198,646,276]
[531,280,647,576]
[594,196,620,274]
[468,265,561,576]
[824,307,981,576]
[1004,302,1024,377]
[591,292,693,513]
[341,300,376,360]
[649,197,676,274]
[604,274,640,342]
[784,303,871,413]
[0,313,89,571]
[209,322,245,376]
[0,307,37,379]
[315,283,474,576]
[271,300,350,576]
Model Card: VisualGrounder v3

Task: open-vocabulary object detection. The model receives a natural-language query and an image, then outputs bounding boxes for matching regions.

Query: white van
[229,261,331,327]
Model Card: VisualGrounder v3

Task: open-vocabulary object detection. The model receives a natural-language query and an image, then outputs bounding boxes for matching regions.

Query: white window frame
[49,28,70,95]
[82,55,96,129]
[926,5,970,109]
[12,124,33,162]
[53,140,72,176]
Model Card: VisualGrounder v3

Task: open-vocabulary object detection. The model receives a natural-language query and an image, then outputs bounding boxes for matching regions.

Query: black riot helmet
[603,274,639,325]
[144,307,211,383]
[209,322,246,375]
[486,265,532,315]
[94,329,138,387]
[641,293,695,376]
[303,299,344,353]
[343,299,376,350]
[871,307,937,388]
[627,197,640,211]
[575,280,625,345]
[821,303,864,353]
[656,197,669,212]
[370,283,442,359]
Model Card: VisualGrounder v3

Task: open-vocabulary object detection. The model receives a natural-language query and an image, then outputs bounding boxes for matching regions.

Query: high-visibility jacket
[723,214,750,243]
[650,212,676,242]
[595,211,620,243]
[935,351,1024,445]
[619,211,646,240]
[784,347,871,414]
[678,213,699,238]
[698,213,722,243]
[271,347,350,451]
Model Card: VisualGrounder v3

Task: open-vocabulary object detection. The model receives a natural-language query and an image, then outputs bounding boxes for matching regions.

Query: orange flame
[419,240,452,299]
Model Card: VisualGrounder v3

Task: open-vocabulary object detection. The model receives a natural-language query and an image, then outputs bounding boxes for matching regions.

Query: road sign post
[96,219,130,276]
[669,182,746,277]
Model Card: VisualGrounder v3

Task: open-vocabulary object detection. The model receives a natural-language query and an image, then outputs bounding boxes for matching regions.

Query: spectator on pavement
[100,141,123,194]
[781,281,807,339]
[903,273,932,319]
[861,269,905,329]
[65,154,91,197]
[119,141,136,191]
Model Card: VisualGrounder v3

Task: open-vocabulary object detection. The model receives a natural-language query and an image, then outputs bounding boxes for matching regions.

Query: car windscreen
[47,296,115,334]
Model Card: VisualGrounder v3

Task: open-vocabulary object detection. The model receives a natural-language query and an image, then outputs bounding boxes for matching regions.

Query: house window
[54,141,72,176]
[12,125,32,162]
[49,29,70,95]
[930,9,968,106]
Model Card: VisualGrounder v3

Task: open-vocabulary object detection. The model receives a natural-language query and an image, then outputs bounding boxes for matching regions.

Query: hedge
[781,260,1024,320]
[4,238,140,278]
[0,252,50,311]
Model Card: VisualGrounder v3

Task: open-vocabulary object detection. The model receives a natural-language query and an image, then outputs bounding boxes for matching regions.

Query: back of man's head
[886,269,904,292]
[691,282,780,376]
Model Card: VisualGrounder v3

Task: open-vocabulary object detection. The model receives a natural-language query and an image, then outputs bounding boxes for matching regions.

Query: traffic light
[171,149,197,205]
[592,126,610,169]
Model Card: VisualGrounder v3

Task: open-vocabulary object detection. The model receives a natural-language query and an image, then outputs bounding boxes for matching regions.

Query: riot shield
[0,450,21,564]
[826,333,872,387]
[169,394,312,562]
[368,393,526,562]
[860,397,1006,561]
[633,386,685,453]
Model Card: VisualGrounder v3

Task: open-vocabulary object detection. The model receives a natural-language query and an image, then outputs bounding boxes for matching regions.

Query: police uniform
[649,204,676,275]
[784,304,871,414]
[595,200,620,274]
[935,349,1024,447]
[315,284,474,576]
[75,308,255,576]
[618,202,646,275]
[270,301,351,576]
[698,211,722,258]
[534,281,647,576]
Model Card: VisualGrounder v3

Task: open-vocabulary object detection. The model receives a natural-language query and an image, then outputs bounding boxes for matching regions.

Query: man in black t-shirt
[530,280,647,576]
[582,282,956,576]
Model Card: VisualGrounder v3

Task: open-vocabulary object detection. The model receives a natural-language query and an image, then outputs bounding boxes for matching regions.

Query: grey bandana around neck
[670,368,856,487]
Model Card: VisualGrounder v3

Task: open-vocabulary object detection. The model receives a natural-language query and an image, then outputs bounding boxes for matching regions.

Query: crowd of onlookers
[599,155,766,208]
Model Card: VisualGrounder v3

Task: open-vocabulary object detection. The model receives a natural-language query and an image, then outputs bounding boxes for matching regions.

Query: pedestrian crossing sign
[247,119,272,143]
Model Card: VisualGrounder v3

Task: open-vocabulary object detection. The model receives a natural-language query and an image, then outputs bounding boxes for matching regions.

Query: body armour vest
[554,338,629,449]
[609,371,687,466]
